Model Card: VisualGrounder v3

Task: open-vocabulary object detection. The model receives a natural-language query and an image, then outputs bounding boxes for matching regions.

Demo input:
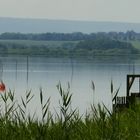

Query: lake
[0,55,139,116]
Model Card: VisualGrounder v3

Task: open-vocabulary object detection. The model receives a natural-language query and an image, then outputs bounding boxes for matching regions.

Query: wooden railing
[115,96,127,105]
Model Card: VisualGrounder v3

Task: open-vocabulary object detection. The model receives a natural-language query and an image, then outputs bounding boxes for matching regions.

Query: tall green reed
[18,90,34,122]
[57,82,76,139]
[40,88,51,123]
[0,90,16,122]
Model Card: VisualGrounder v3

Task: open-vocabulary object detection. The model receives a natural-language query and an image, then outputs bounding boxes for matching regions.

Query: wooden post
[139,77,140,95]
[127,75,129,97]
[27,56,29,85]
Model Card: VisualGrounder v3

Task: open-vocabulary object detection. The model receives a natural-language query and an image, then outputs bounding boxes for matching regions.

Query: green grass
[0,39,79,55]
[0,39,139,56]
[0,39,79,48]
[0,82,140,139]
[130,40,140,50]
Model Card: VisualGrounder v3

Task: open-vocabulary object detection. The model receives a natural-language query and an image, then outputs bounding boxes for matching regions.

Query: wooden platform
[113,75,140,110]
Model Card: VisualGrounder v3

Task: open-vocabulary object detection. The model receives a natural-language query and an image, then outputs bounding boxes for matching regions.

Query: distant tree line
[0,37,138,56]
[74,38,138,56]
[0,31,140,41]
[76,38,133,50]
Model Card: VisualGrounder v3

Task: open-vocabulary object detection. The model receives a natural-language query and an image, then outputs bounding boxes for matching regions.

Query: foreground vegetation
[0,83,140,140]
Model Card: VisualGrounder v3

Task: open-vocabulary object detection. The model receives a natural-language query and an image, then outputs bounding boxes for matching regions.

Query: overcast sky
[0,0,139,23]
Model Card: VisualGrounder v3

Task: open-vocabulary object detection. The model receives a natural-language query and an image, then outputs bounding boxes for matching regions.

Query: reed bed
[0,82,140,140]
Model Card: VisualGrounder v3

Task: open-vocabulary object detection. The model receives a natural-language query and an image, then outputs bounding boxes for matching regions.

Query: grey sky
[0,0,140,23]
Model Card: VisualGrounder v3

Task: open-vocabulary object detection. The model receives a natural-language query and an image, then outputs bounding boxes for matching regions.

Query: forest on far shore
[0,31,139,41]
[0,31,140,56]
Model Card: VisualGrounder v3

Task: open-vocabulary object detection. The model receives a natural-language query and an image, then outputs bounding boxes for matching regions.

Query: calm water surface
[0,55,139,116]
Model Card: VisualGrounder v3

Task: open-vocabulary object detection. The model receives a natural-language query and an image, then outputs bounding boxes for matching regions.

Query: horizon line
[0,16,140,25]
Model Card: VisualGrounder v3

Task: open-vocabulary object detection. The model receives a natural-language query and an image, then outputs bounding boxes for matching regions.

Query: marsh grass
[0,82,140,140]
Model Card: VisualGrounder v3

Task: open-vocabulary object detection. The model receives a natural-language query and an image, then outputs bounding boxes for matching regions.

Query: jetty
[113,74,140,109]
